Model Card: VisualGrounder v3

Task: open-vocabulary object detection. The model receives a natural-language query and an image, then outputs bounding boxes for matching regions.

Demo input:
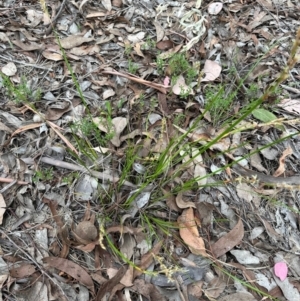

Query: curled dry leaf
[176,192,196,209]
[43,257,95,292]
[273,146,293,177]
[178,208,207,257]
[211,218,244,258]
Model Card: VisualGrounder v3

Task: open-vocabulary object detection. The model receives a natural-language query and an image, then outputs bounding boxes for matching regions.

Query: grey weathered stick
[39,157,137,188]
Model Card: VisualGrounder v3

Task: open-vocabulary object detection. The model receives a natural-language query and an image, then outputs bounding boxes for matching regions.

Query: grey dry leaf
[26,9,43,27]
[194,164,207,187]
[127,32,146,43]
[207,2,223,15]
[101,0,112,11]
[0,32,11,43]
[59,35,94,49]
[230,250,260,264]
[102,89,115,100]
[0,193,6,225]
[153,21,164,42]
[273,276,300,301]
[1,62,17,76]
[218,292,257,301]
[236,183,253,202]
[278,98,300,115]
[111,117,128,146]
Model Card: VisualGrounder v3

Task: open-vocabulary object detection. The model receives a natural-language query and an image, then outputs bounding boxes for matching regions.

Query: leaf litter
[0,0,300,300]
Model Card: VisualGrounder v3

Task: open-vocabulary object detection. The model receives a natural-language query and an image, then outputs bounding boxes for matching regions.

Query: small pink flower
[274,262,288,281]
[163,76,170,86]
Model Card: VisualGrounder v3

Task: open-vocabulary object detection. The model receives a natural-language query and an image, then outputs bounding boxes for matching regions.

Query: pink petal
[274,262,288,281]
[163,76,170,86]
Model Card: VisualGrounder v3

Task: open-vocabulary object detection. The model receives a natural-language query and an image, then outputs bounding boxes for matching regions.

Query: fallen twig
[102,69,170,94]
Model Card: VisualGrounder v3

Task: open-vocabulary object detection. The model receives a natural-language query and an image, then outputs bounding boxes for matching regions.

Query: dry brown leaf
[134,241,163,278]
[188,280,203,298]
[157,44,182,60]
[205,275,226,298]
[0,193,6,225]
[9,264,36,278]
[11,123,43,138]
[178,208,207,256]
[96,266,126,301]
[43,198,70,258]
[23,104,79,155]
[131,279,165,300]
[12,40,44,50]
[176,192,196,209]
[59,36,94,49]
[134,43,145,57]
[211,218,244,258]
[47,120,79,155]
[273,146,293,177]
[70,44,100,56]
[120,266,134,287]
[156,40,174,51]
[42,50,63,61]
[43,257,94,292]
[45,102,72,121]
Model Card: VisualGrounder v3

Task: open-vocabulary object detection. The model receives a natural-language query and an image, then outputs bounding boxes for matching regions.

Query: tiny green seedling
[33,167,54,183]
[128,60,138,74]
